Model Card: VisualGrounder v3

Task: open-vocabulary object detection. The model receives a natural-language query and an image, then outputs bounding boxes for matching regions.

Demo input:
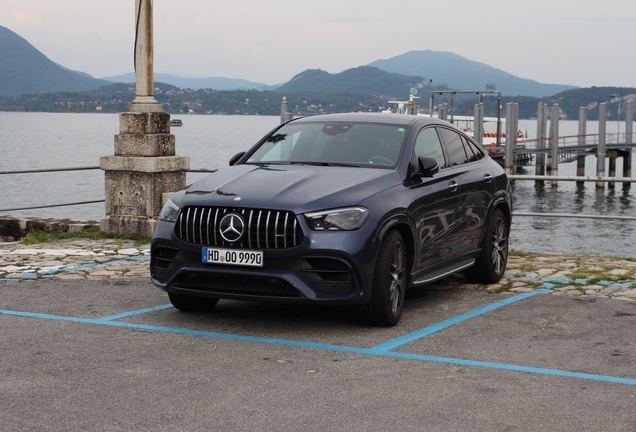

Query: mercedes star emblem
[219,213,245,243]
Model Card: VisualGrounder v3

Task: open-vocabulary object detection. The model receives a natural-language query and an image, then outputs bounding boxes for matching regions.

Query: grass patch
[22,227,151,246]
[509,249,532,257]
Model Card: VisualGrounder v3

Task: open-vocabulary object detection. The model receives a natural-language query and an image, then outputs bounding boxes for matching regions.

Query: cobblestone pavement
[0,239,634,302]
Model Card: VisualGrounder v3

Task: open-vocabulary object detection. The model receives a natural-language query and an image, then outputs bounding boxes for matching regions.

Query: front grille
[175,206,304,249]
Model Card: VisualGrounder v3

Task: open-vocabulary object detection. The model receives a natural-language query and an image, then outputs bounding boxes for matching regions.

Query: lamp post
[610,94,620,141]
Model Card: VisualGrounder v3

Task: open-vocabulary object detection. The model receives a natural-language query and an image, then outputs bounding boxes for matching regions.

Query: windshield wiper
[289,161,361,167]
[245,161,289,166]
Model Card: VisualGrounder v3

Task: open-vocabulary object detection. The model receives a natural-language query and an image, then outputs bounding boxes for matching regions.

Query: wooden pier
[500,101,634,189]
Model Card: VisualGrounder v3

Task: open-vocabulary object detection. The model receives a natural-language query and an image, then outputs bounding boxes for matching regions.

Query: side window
[438,128,469,166]
[461,135,485,162]
[414,127,446,169]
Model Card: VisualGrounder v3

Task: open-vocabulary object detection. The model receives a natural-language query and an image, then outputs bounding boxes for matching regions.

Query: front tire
[168,292,219,312]
[464,208,509,284]
[361,230,407,327]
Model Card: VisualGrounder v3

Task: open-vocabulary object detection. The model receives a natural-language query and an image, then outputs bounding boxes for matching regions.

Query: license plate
[202,247,264,267]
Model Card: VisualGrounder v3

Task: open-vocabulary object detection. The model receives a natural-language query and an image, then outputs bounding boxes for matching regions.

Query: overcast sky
[4,0,634,88]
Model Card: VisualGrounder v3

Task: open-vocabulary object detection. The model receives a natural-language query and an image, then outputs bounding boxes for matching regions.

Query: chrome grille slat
[247,210,254,249]
[176,206,303,250]
[283,213,289,248]
[213,208,219,245]
[265,211,271,249]
[256,210,262,249]
[185,208,191,242]
[206,209,212,245]
[274,212,280,249]
[192,208,199,243]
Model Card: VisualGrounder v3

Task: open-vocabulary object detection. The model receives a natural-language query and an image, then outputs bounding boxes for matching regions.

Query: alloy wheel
[389,240,405,315]
[490,217,508,276]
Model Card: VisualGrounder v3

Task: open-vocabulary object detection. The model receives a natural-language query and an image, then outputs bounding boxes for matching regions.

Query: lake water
[1,112,634,257]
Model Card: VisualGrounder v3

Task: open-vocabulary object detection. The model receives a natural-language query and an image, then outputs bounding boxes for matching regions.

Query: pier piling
[549,104,560,187]
[624,101,633,189]
[577,107,587,186]
[535,102,547,185]
[439,104,448,121]
[473,103,484,147]
[504,103,518,176]
[597,103,607,188]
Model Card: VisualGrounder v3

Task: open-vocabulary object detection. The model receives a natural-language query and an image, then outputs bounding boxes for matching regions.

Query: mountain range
[1,25,578,99]
[0,25,108,96]
[101,72,278,91]
[368,51,576,98]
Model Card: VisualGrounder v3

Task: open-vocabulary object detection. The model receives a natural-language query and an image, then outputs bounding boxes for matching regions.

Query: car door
[410,126,463,272]
[437,127,494,252]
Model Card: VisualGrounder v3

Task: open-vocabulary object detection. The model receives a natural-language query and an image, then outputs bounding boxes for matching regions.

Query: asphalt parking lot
[1,277,635,431]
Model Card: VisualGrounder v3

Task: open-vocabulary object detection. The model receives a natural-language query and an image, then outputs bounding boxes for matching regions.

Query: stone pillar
[100,113,189,237]
[100,0,189,237]
[129,0,161,113]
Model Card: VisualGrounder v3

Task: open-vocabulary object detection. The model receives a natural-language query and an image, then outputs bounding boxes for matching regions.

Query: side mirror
[229,151,245,166]
[412,155,440,178]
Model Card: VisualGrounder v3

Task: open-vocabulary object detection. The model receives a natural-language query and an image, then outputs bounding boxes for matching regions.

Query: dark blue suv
[151,113,512,326]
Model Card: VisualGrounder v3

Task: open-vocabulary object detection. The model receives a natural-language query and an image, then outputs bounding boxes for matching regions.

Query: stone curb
[0,216,100,242]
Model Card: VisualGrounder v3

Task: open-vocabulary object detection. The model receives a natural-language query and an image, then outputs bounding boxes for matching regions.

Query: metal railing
[0,166,217,213]
[0,165,633,222]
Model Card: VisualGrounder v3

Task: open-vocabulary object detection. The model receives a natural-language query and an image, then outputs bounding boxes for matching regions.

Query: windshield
[246,122,407,168]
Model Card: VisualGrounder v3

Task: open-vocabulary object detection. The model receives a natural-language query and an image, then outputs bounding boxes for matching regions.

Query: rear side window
[438,128,469,166]
[461,135,485,162]
[414,127,446,169]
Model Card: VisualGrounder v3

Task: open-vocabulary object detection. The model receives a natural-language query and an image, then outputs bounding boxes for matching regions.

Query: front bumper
[150,218,379,306]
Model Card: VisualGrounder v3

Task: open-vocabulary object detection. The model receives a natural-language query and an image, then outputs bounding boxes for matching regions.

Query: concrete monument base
[100,112,189,237]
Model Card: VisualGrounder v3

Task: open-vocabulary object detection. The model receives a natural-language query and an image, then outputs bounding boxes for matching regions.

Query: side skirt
[411,258,475,286]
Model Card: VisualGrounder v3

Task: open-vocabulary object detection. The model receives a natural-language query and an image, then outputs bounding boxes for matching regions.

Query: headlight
[158,199,181,222]
[304,207,369,231]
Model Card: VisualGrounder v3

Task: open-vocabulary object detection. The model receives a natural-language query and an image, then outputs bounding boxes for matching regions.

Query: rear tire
[360,230,407,327]
[168,292,219,312]
[464,208,509,284]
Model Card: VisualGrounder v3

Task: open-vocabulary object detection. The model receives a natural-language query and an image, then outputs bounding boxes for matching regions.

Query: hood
[177,164,402,213]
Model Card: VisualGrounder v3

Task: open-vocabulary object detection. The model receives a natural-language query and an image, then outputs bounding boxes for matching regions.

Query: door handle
[484,174,493,183]
[448,180,459,192]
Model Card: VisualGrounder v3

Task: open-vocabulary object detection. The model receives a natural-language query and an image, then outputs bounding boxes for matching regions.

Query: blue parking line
[96,304,174,322]
[2,306,636,386]
[371,285,554,352]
